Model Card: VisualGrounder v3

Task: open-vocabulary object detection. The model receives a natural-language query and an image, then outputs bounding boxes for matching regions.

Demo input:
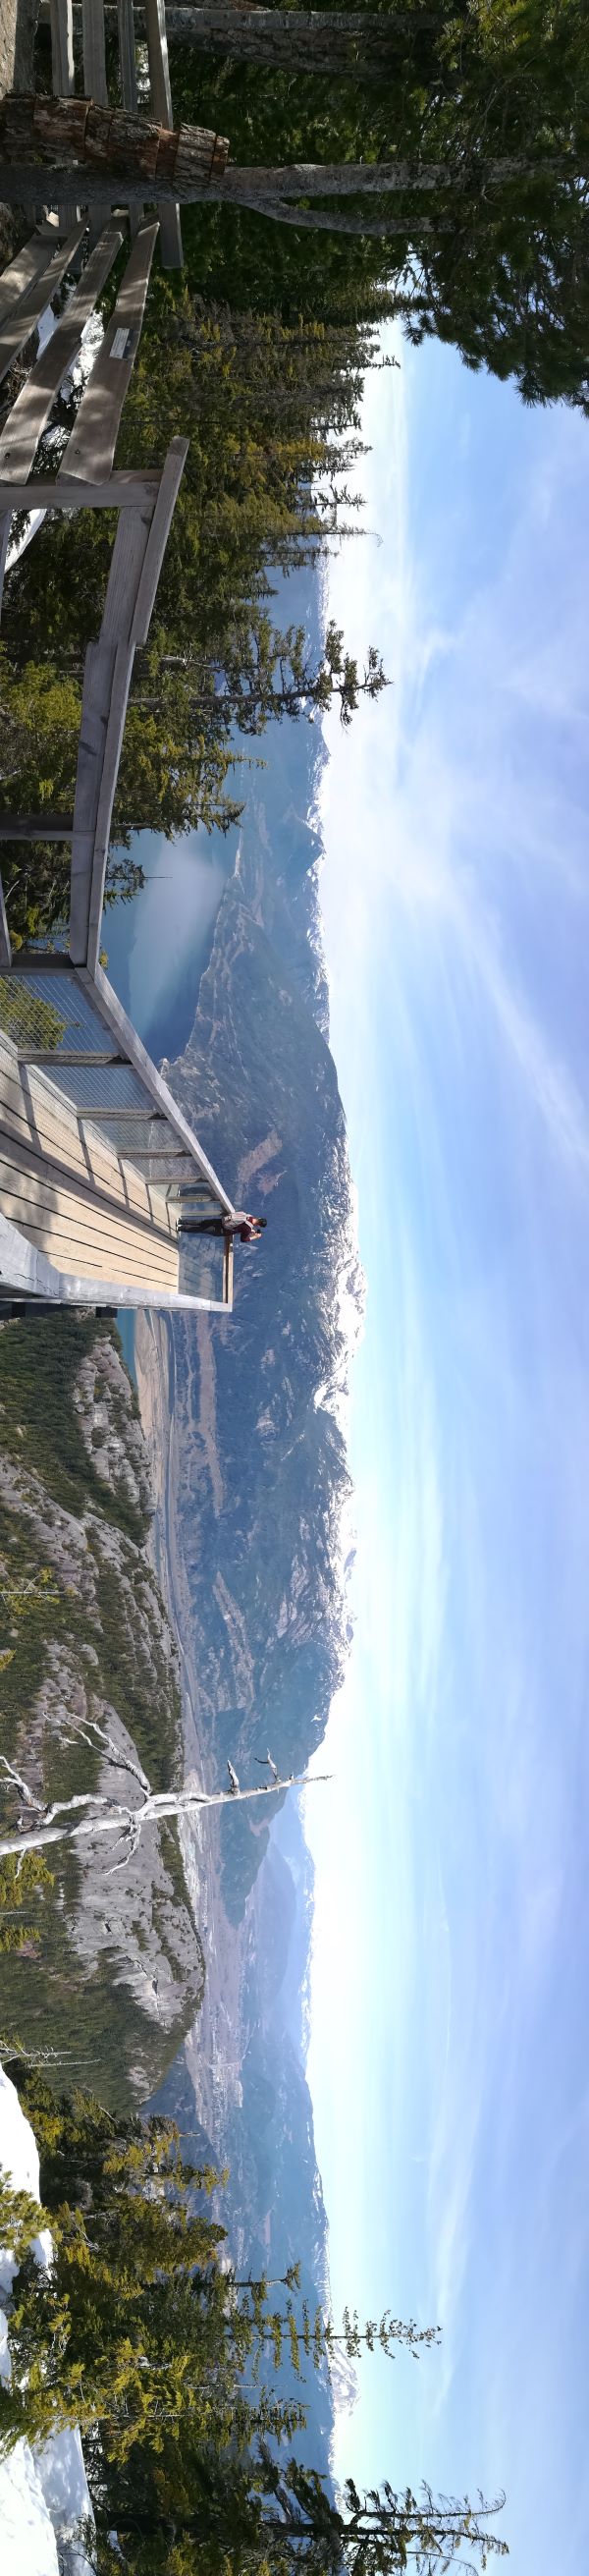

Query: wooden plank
[0,1072,171,1223]
[63,224,159,485]
[0,1059,180,1238]
[0,227,62,329]
[0,1199,223,1308]
[117,0,142,236]
[0,815,75,840]
[130,434,187,642]
[117,0,138,109]
[69,525,149,966]
[0,878,12,969]
[16,1049,125,1066]
[85,639,138,971]
[70,498,154,968]
[0,1058,178,1233]
[0,1185,180,1284]
[81,0,109,103]
[69,637,115,963]
[0,1146,179,1267]
[143,0,184,269]
[81,964,236,1208]
[49,0,75,93]
[49,0,80,238]
[0,223,125,484]
[102,502,151,639]
[0,470,160,512]
[0,224,87,390]
[0,509,12,628]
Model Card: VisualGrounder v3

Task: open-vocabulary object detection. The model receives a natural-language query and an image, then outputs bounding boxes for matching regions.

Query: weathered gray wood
[0,1201,227,1306]
[85,639,136,970]
[0,470,160,511]
[63,223,159,485]
[49,0,80,245]
[143,0,184,268]
[49,0,75,93]
[117,0,142,233]
[81,0,109,102]
[0,223,87,390]
[80,963,235,1209]
[118,0,138,106]
[0,878,12,969]
[102,501,152,638]
[0,227,61,329]
[130,433,187,641]
[69,507,150,966]
[0,816,75,838]
[17,1050,125,1065]
[69,638,115,963]
[0,511,12,627]
[0,221,124,484]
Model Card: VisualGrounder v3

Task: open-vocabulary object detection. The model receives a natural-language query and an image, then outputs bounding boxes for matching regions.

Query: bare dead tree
[0,1726,330,1867]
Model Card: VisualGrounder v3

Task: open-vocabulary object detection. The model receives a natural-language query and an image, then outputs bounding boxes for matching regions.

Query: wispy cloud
[305,334,589,2568]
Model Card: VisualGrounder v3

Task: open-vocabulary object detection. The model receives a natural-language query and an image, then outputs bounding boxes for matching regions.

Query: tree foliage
[169,0,589,410]
[1,300,388,942]
[0,2064,508,2576]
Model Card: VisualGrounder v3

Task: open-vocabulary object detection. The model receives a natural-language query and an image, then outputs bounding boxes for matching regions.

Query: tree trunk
[0,1769,330,1862]
[0,93,229,185]
[150,4,443,76]
[0,103,572,222]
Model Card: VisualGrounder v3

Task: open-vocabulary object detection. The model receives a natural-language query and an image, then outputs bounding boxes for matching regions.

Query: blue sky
[304,331,589,2573]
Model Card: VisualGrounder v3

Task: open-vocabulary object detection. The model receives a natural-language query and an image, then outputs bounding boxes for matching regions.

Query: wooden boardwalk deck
[0,1030,180,1291]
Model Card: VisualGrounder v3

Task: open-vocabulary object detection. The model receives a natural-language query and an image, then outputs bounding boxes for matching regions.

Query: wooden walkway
[0,175,237,1312]
[0,1027,179,1290]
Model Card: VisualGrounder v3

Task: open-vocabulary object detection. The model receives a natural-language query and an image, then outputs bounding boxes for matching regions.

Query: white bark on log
[0,1769,331,1859]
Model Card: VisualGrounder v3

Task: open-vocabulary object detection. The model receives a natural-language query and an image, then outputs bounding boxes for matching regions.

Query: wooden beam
[16,1049,126,1065]
[81,0,108,103]
[0,220,125,484]
[49,0,80,247]
[0,223,87,390]
[63,222,159,485]
[117,0,142,236]
[143,0,184,268]
[130,433,187,641]
[0,471,160,511]
[0,815,75,839]
[0,1199,231,1306]
[0,878,12,970]
[80,963,235,1210]
[84,638,139,970]
[117,0,138,110]
[0,226,62,329]
[49,0,75,95]
[69,507,151,965]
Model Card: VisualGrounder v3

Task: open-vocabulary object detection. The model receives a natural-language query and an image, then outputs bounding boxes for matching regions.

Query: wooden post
[143,0,184,269]
[48,0,79,240]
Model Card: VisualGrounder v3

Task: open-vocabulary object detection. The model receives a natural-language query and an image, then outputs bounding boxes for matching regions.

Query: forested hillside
[0,1314,204,2108]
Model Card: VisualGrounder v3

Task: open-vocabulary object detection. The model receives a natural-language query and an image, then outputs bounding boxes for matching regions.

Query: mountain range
[134,566,363,2468]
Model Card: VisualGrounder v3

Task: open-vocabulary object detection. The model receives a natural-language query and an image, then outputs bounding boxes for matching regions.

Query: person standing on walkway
[177,1209,267,1243]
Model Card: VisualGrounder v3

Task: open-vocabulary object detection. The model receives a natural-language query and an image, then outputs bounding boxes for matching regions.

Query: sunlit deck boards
[0,1032,180,1290]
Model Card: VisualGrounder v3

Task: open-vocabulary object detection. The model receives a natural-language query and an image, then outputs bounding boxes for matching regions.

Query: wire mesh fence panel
[0,973,68,1052]
[7,967,112,1054]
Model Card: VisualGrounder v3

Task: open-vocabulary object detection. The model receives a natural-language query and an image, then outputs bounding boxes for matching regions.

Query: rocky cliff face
[0,1314,204,2109]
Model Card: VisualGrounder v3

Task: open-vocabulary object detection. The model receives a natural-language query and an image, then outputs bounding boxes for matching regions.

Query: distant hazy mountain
[143,567,362,2471]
